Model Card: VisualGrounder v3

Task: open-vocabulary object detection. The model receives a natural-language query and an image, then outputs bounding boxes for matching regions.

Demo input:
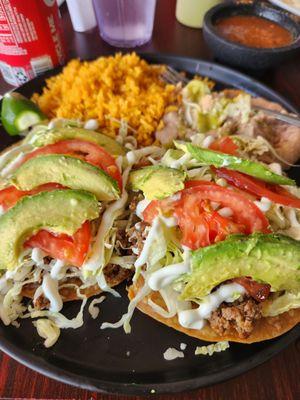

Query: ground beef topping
[208,297,262,338]
[127,221,150,255]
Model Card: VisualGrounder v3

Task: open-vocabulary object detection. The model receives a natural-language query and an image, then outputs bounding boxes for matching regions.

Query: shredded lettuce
[82,166,131,275]
[262,292,300,317]
[29,297,87,329]
[234,135,269,160]
[88,296,105,319]
[33,319,60,348]
[195,341,230,356]
[164,241,183,266]
[183,80,211,103]
[182,79,251,132]
[110,255,135,269]
[101,281,151,334]
[134,217,167,281]
[266,203,300,239]
[102,221,184,333]
[0,284,26,325]
[148,285,191,319]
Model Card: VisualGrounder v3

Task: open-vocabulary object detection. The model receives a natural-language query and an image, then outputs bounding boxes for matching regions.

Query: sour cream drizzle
[83,166,131,273]
[1,152,26,178]
[50,260,66,280]
[202,135,215,148]
[147,247,190,291]
[178,283,245,330]
[134,217,162,268]
[0,143,32,172]
[254,197,272,213]
[169,153,191,169]
[42,273,63,313]
[135,198,151,219]
[31,248,47,266]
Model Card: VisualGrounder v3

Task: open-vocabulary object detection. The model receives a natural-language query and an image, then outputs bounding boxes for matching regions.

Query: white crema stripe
[147,247,191,291]
[148,262,190,291]
[134,217,162,268]
[178,283,245,330]
[42,273,63,313]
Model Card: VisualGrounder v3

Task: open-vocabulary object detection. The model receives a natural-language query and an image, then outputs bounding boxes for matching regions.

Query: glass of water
[92,0,157,48]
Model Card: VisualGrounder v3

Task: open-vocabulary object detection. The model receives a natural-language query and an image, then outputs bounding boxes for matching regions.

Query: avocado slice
[24,126,125,156]
[11,154,120,202]
[129,165,186,200]
[185,143,295,186]
[181,233,300,301]
[0,189,99,270]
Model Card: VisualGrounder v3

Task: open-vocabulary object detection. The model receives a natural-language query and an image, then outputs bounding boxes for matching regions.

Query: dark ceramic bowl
[203,2,300,70]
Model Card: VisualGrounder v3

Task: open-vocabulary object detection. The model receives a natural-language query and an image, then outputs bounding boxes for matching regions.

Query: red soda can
[0,0,66,86]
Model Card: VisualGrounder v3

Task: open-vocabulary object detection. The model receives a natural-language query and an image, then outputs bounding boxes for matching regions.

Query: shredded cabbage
[266,203,300,240]
[134,217,167,271]
[234,135,269,160]
[88,296,105,319]
[195,341,230,356]
[103,223,185,332]
[29,297,87,329]
[83,165,131,275]
[101,281,151,334]
[262,292,300,317]
[182,79,251,132]
[33,319,60,348]
[148,286,190,319]
[182,80,211,103]
[110,255,135,269]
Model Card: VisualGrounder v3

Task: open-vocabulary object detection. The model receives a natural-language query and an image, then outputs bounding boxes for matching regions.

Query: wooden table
[0,1,300,399]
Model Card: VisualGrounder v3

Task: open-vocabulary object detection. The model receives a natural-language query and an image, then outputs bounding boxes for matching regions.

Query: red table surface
[0,1,300,399]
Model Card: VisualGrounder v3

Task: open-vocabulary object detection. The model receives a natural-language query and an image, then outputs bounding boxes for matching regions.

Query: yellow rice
[32,53,177,146]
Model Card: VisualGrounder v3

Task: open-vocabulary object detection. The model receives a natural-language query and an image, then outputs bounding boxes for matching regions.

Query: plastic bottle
[66,0,97,32]
[176,0,222,28]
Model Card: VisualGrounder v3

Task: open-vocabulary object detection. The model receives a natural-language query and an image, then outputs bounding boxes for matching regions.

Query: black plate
[0,54,299,396]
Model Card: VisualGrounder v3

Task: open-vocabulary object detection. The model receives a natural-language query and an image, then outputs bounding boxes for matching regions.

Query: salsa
[215,15,293,49]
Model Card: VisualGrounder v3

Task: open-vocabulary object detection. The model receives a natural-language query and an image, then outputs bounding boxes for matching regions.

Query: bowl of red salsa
[203,2,300,70]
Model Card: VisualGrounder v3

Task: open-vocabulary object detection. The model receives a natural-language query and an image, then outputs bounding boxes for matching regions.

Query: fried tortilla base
[129,277,300,343]
[22,267,131,302]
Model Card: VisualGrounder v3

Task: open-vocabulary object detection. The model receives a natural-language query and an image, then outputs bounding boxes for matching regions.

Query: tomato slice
[215,168,300,209]
[182,182,270,233]
[25,221,91,267]
[20,139,122,190]
[209,137,238,155]
[142,198,174,224]
[174,197,244,249]
[0,183,63,211]
[233,277,271,302]
[143,181,270,250]
[0,184,91,266]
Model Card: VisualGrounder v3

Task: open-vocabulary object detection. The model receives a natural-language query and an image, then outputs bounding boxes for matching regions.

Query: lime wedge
[1,92,46,136]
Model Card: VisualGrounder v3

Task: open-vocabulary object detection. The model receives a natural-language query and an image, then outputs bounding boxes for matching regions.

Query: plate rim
[0,325,299,395]
[0,52,299,395]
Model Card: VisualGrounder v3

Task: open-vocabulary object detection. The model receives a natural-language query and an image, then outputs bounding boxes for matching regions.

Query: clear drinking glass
[92,0,157,48]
